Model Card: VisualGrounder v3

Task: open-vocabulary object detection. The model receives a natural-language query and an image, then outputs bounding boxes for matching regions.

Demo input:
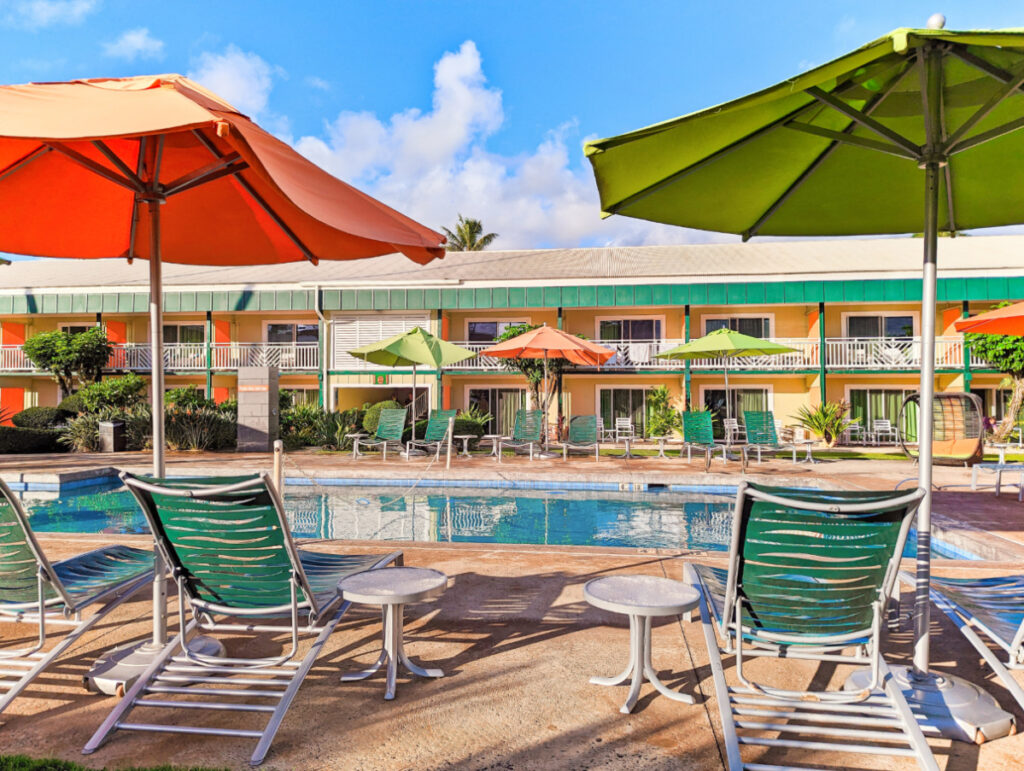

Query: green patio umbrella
[655,328,796,420]
[586,15,1019,740]
[349,327,475,442]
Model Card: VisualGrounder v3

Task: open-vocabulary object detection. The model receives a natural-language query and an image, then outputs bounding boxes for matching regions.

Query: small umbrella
[586,16,1020,738]
[954,301,1024,336]
[655,328,796,420]
[480,325,614,448]
[349,327,476,442]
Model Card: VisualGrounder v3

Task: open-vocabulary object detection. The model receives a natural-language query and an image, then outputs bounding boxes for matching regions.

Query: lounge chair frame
[554,415,600,461]
[0,477,154,717]
[497,409,544,462]
[741,410,801,464]
[84,472,401,766]
[689,482,936,770]
[352,407,407,460]
[405,409,456,460]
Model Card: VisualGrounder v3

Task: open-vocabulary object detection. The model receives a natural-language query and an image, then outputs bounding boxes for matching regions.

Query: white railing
[686,338,820,370]
[210,342,319,370]
[0,343,318,372]
[0,345,31,370]
[825,337,965,370]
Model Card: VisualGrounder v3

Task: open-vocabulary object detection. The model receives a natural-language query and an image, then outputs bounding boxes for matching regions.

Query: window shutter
[332,315,429,369]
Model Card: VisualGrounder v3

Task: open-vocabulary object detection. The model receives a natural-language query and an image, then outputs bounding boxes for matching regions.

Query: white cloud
[188,45,275,118]
[102,27,164,61]
[295,40,711,249]
[305,75,330,91]
[1,0,96,29]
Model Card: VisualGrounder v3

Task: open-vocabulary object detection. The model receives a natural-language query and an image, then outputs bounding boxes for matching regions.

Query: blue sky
[1,1,1021,251]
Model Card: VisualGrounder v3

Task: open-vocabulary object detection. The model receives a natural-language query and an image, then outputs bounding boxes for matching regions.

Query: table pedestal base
[590,615,694,713]
[341,604,443,700]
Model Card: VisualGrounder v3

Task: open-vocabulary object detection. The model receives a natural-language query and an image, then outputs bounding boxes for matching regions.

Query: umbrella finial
[926,13,946,29]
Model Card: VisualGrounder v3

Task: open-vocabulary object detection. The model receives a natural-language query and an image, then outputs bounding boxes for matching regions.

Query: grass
[0,759,227,771]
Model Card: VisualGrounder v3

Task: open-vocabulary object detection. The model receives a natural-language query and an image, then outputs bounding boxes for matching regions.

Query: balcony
[0,342,319,373]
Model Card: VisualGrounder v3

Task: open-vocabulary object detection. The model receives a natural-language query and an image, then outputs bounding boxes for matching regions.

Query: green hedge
[0,755,228,771]
[0,426,64,453]
[12,406,72,429]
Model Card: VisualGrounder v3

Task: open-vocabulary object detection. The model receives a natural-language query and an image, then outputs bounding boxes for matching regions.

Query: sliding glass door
[599,388,647,435]
[468,388,526,435]
[703,388,768,437]
[849,388,918,441]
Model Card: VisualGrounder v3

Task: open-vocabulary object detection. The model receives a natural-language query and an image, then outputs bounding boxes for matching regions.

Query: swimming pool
[16,480,973,558]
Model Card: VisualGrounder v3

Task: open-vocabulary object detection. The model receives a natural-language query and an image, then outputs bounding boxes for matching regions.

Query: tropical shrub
[59,413,101,452]
[451,404,491,440]
[362,399,402,434]
[280,403,327,450]
[645,385,682,438]
[792,400,859,448]
[0,425,64,453]
[23,328,112,393]
[78,373,147,412]
[966,312,1024,441]
[12,406,72,429]
[165,385,213,410]
[57,392,86,415]
[165,405,235,451]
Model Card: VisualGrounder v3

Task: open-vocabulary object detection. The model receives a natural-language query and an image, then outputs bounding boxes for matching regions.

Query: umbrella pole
[543,353,550,450]
[146,198,167,649]
[411,364,417,443]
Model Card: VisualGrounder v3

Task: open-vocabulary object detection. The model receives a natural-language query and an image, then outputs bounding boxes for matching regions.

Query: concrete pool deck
[0,448,1022,769]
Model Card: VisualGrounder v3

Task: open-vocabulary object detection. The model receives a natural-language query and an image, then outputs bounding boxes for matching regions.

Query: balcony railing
[0,342,319,372]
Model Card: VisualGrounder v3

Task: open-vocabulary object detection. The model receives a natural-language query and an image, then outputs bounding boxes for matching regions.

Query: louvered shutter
[332,315,430,369]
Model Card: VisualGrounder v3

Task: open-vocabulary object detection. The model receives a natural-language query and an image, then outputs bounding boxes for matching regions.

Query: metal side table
[339,567,448,700]
[584,574,699,714]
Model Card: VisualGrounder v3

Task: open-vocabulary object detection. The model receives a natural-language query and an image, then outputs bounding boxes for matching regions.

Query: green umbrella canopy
[348,326,476,368]
[654,328,796,359]
[585,27,1024,238]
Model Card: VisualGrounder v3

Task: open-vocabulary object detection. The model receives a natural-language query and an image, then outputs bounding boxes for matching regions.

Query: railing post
[204,311,213,399]
[683,305,692,408]
[818,301,827,403]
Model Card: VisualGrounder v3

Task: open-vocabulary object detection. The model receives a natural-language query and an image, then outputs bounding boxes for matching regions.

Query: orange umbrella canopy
[480,325,614,366]
[0,74,445,265]
[954,301,1024,336]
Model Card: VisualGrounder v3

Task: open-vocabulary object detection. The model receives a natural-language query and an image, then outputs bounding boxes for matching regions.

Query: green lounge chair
[85,472,402,767]
[352,407,407,460]
[681,411,727,472]
[554,415,600,461]
[688,482,936,770]
[497,409,544,462]
[741,410,801,464]
[0,477,153,718]
[405,408,456,460]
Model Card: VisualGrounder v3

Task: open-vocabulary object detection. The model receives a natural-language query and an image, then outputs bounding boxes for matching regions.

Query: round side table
[338,567,448,700]
[453,434,475,457]
[584,574,700,714]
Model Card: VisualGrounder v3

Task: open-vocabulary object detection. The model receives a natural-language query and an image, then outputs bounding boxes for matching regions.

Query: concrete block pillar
[237,367,279,452]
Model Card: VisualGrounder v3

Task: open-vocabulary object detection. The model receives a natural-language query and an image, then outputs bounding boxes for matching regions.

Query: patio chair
[0,477,153,719]
[85,472,402,766]
[596,417,615,442]
[741,410,802,463]
[404,408,456,460]
[688,482,936,770]
[352,407,407,460]
[681,411,727,472]
[497,409,544,462]
[722,417,745,445]
[554,415,600,461]
[871,419,899,445]
[909,571,1024,715]
[614,416,635,442]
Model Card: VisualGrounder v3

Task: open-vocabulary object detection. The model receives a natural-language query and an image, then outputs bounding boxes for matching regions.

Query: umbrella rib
[803,86,921,156]
[162,153,247,196]
[947,45,1024,93]
[602,98,820,216]
[126,137,146,262]
[0,145,50,184]
[944,67,1024,153]
[949,115,1024,155]
[782,122,918,159]
[91,140,145,190]
[745,57,918,240]
[191,128,318,265]
[47,142,143,193]
[163,159,251,198]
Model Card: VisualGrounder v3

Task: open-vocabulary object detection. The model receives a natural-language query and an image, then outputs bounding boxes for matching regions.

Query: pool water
[16,481,972,559]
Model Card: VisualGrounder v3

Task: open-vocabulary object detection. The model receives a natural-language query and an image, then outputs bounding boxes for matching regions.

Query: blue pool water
[16,480,973,558]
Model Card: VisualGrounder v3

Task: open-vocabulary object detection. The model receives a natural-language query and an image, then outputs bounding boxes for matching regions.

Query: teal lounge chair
[681,411,727,472]
[689,482,937,770]
[352,407,407,460]
[405,408,456,460]
[554,415,600,461]
[497,409,544,462]
[85,472,401,766]
[741,410,801,464]
[0,477,153,719]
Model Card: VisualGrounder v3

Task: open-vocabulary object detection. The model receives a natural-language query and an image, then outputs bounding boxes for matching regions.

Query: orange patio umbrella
[481,325,613,447]
[954,301,1024,336]
[0,74,445,683]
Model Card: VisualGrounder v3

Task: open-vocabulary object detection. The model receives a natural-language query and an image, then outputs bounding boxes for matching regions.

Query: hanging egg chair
[898,391,984,466]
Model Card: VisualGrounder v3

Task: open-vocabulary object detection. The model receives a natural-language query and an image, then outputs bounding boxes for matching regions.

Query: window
[978,388,1012,421]
[267,323,319,344]
[703,388,769,437]
[283,388,318,407]
[163,324,205,344]
[468,387,526,435]
[599,387,648,435]
[60,324,93,335]
[846,314,914,338]
[467,321,523,342]
[849,388,918,440]
[598,319,661,341]
[703,317,770,337]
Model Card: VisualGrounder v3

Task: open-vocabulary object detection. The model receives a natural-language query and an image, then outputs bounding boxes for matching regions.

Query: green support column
[556,306,563,330]
[317,314,326,408]
[435,309,443,409]
[556,306,564,423]
[961,300,972,393]
[204,311,213,399]
[818,301,827,403]
[683,305,691,408]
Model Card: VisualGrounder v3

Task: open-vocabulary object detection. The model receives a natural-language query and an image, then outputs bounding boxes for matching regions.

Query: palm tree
[441,215,498,251]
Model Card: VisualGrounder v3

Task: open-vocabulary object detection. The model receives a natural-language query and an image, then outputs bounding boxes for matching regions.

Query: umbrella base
[84,635,225,696]
[845,665,1015,743]
[401,448,427,458]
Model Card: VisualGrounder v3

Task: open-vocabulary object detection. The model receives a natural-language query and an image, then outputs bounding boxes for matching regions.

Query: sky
[0,0,1021,255]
